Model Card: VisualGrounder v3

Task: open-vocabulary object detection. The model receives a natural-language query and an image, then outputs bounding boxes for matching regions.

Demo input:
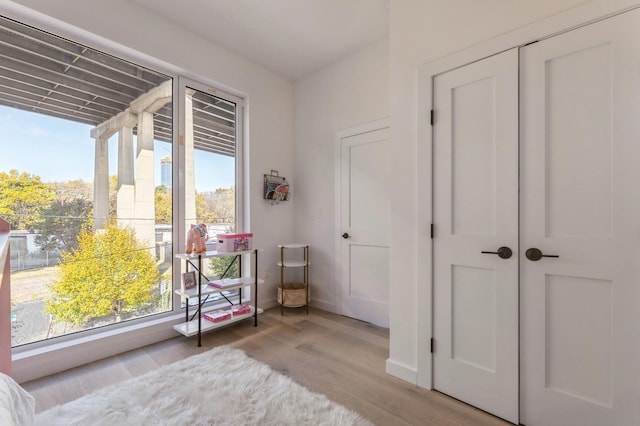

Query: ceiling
[128,0,390,81]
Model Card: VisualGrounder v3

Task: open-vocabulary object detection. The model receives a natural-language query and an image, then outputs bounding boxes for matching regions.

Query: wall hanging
[263,170,290,204]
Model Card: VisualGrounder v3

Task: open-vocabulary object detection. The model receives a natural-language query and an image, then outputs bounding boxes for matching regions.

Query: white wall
[387,0,640,386]
[292,40,389,312]
[1,0,294,381]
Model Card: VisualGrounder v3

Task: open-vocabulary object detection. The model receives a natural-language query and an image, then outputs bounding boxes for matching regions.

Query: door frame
[334,118,389,318]
[416,0,640,391]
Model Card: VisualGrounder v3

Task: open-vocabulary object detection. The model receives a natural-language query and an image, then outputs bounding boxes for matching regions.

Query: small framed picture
[182,271,197,291]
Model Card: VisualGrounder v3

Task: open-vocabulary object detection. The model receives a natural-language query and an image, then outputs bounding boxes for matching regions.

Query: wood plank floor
[22,307,511,425]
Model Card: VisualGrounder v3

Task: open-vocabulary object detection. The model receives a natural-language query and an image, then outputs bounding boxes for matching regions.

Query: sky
[0,105,234,192]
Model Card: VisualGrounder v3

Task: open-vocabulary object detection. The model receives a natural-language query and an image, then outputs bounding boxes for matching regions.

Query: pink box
[230,304,251,316]
[203,310,231,323]
[217,233,253,252]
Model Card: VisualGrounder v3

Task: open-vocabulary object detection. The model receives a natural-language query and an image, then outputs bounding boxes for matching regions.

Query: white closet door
[520,9,640,425]
[433,48,519,424]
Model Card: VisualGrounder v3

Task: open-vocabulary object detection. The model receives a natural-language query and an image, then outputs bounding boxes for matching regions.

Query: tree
[49,179,93,202]
[46,222,160,325]
[35,197,93,253]
[0,169,54,230]
[196,193,215,224]
[109,175,118,220]
[212,187,235,223]
[209,255,238,279]
[36,180,94,253]
[202,187,235,224]
[155,185,171,224]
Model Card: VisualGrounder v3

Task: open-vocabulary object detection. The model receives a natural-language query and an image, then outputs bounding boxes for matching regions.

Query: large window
[0,16,241,348]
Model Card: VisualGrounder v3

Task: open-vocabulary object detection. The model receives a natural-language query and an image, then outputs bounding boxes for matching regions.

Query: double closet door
[433,9,640,426]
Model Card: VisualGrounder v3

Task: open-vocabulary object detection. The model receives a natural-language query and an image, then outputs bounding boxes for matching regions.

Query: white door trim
[334,118,389,315]
[416,0,640,392]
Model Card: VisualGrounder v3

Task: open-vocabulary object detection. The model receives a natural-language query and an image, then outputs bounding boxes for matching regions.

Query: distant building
[160,156,172,188]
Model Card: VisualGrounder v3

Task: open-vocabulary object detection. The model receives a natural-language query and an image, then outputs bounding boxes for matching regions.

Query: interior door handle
[342,233,350,239]
[525,248,559,261]
[481,246,513,259]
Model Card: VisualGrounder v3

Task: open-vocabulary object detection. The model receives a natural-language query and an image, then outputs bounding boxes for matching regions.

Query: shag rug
[35,345,371,426]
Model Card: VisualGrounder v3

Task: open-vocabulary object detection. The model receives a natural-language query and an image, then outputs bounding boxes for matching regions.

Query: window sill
[12,292,255,384]
[12,312,184,384]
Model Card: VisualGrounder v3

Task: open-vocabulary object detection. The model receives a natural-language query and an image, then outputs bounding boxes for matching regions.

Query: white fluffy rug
[35,346,371,426]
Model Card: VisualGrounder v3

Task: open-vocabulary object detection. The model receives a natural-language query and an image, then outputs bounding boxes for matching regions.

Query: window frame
[4,11,248,382]
[174,77,245,312]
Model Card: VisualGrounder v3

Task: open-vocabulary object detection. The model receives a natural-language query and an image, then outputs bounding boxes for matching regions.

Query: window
[176,80,243,307]
[0,15,160,349]
[0,15,244,349]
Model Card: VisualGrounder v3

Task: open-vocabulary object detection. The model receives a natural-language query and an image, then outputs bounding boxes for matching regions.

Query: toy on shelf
[185,223,208,254]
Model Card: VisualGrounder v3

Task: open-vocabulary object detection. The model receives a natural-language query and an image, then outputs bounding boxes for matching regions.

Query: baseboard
[261,297,334,313]
[259,298,279,310]
[385,358,418,385]
[309,299,336,313]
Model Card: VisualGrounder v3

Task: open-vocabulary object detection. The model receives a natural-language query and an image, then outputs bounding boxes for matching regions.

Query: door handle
[525,248,559,261]
[342,233,350,239]
[481,246,513,259]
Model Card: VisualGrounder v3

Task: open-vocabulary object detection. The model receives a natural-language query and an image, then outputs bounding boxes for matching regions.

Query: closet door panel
[520,8,640,426]
[433,48,519,424]
[544,42,612,239]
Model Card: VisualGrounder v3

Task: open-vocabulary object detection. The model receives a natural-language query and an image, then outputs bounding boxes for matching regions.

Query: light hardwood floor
[22,307,510,425]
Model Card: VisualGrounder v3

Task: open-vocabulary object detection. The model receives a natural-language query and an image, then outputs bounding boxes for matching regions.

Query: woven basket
[277,282,310,307]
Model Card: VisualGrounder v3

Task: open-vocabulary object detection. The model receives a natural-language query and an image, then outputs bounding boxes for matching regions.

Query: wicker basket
[277,282,310,307]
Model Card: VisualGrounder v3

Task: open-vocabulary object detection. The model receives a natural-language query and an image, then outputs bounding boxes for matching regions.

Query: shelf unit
[175,249,261,346]
[277,244,310,315]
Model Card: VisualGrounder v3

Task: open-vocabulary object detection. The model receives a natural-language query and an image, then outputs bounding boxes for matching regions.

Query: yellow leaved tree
[47,222,160,325]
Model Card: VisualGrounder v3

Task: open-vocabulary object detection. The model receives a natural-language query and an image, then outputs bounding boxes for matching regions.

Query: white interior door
[339,126,390,328]
[433,48,519,424]
[520,9,640,425]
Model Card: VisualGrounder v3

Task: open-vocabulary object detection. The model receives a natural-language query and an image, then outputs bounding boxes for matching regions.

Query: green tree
[36,180,93,252]
[0,169,54,230]
[46,222,160,324]
[35,180,94,253]
[155,185,172,224]
[209,255,238,279]
[36,198,93,253]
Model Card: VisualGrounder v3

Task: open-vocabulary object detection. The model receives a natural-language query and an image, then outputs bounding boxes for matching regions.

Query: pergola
[0,15,237,244]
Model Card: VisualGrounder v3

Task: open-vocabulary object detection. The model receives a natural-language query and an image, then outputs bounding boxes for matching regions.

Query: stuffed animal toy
[185,223,208,254]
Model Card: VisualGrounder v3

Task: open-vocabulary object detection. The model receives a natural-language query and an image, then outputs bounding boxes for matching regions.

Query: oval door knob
[342,233,350,239]
[481,246,513,259]
[525,248,559,261]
